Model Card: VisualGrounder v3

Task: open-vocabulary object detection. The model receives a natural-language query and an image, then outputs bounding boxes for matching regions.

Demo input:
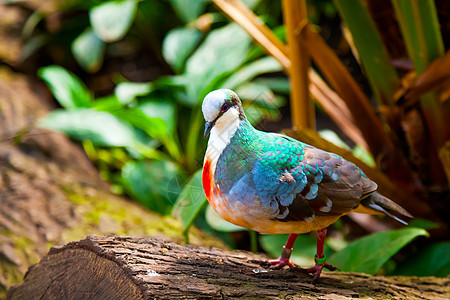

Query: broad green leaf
[93,94,122,111]
[162,27,202,73]
[90,0,138,42]
[390,0,445,143]
[139,100,176,135]
[334,0,400,105]
[172,170,207,228]
[319,130,351,150]
[138,100,181,161]
[39,109,141,147]
[221,56,282,90]
[407,218,440,230]
[122,160,186,215]
[38,65,92,109]
[260,234,331,267]
[391,0,444,74]
[184,23,252,105]
[71,27,105,73]
[328,228,429,274]
[205,205,245,232]
[112,108,167,139]
[168,0,207,22]
[352,145,375,167]
[254,77,290,94]
[114,82,152,105]
[236,82,284,107]
[237,82,282,124]
[242,0,261,9]
[394,241,450,277]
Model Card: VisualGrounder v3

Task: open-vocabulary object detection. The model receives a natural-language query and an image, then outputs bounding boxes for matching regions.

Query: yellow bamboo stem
[282,0,314,129]
[212,0,290,70]
[212,0,367,148]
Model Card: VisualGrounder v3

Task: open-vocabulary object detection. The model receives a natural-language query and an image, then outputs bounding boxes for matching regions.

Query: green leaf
[390,0,445,144]
[168,0,207,22]
[112,108,168,139]
[318,130,351,150]
[139,100,176,135]
[183,23,252,105]
[39,109,141,147]
[394,241,450,277]
[260,234,330,267]
[38,65,92,109]
[391,0,444,74]
[328,228,429,274]
[221,56,282,90]
[236,82,282,124]
[242,0,261,9]
[254,77,290,94]
[90,0,138,42]
[122,160,186,215]
[114,82,153,105]
[163,27,202,73]
[352,145,375,167]
[71,27,105,73]
[92,94,122,111]
[334,0,400,105]
[205,205,245,232]
[172,170,208,241]
[407,218,440,230]
[138,100,181,161]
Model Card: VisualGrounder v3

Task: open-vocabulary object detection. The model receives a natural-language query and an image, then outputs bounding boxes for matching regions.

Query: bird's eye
[221,103,230,113]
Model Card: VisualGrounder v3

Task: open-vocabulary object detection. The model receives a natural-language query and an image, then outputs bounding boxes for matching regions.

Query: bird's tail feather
[360,192,413,225]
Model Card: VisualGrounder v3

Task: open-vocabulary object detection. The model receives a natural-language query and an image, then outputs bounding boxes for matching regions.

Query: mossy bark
[0,67,222,298]
[8,235,450,300]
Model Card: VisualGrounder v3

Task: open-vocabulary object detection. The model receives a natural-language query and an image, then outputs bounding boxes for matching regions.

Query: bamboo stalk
[281,0,314,129]
[213,0,369,150]
[300,24,395,155]
[212,0,290,70]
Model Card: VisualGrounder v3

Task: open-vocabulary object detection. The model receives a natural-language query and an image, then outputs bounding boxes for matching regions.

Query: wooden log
[0,65,222,297]
[7,235,450,300]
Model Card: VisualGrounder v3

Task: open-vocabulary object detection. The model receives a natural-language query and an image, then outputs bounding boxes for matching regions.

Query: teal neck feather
[215,120,306,192]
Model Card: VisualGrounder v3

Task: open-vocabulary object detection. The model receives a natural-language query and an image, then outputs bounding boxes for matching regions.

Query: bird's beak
[204,121,215,138]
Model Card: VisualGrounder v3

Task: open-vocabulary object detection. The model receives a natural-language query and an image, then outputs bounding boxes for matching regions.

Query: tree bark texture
[7,235,450,300]
[0,67,221,298]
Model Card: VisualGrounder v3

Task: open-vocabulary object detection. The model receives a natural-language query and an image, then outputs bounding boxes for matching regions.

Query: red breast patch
[202,160,213,200]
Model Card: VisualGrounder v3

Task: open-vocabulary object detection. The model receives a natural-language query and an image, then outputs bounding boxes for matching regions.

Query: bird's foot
[305,255,339,280]
[251,246,297,269]
[268,257,297,269]
[251,257,296,269]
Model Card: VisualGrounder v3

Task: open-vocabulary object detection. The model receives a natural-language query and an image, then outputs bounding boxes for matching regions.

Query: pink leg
[251,233,299,269]
[305,228,339,280]
[267,233,299,268]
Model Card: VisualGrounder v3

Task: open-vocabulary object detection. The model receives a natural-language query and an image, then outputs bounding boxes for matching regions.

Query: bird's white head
[202,89,245,138]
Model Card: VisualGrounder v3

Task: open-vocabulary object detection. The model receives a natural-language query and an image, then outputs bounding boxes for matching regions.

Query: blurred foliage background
[2,0,449,277]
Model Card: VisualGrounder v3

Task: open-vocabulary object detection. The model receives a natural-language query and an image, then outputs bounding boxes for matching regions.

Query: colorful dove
[202,89,412,279]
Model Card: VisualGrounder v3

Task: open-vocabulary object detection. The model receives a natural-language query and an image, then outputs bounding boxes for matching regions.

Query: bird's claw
[268,257,296,269]
[305,262,339,280]
[250,257,296,269]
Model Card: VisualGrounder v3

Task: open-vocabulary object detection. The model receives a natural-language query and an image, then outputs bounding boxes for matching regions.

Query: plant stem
[186,108,203,172]
[249,230,258,253]
[181,199,208,244]
[282,0,314,129]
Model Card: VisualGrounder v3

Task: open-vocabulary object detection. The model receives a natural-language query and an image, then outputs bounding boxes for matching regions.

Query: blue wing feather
[249,133,376,221]
[214,124,376,222]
